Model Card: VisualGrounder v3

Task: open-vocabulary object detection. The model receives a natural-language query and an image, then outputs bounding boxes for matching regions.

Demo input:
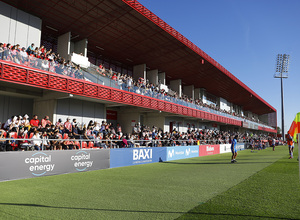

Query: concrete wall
[57,32,71,61]
[143,112,165,131]
[158,72,166,85]
[146,69,158,85]
[33,99,57,123]
[169,79,182,97]
[183,85,194,99]
[0,1,41,47]
[117,108,141,135]
[133,64,146,82]
[73,38,88,57]
[0,95,33,123]
[56,98,106,128]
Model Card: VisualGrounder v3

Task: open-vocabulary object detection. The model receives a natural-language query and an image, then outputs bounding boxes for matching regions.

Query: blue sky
[138,0,300,133]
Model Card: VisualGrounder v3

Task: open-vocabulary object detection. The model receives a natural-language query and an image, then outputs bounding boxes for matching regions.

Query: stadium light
[274,54,290,141]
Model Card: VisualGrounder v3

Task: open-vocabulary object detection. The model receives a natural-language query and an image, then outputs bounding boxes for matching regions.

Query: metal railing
[0,137,246,152]
[0,53,274,130]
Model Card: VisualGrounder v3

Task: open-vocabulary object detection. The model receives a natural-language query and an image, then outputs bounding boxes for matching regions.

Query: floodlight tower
[274,54,290,141]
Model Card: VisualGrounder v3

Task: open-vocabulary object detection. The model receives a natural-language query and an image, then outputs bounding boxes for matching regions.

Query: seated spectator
[0,123,6,151]
[26,43,35,55]
[41,131,51,150]
[49,130,62,150]
[72,123,81,139]
[62,133,75,150]
[64,118,72,134]
[30,115,39,128]
[55,118,64,134]
[0,43,4,59]
[41,116,52,128]
[31,130,42,150]
[20,47,28,62]
[3,116,14,131]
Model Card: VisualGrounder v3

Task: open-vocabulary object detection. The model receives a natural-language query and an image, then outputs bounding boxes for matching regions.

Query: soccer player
[287,133,294,159]
[231,135,238,163]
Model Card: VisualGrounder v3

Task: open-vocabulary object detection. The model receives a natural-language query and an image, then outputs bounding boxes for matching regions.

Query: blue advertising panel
[110,147,166,168]
[166,146,199,161]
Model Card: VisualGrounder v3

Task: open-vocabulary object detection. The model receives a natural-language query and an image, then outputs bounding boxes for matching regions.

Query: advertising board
[166,146,199,161]
[199,145,220,156]
[0,150,110,182]
[110,147,166,168]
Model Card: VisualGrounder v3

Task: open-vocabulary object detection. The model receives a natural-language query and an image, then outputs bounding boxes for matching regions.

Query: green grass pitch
[0,145,299,220]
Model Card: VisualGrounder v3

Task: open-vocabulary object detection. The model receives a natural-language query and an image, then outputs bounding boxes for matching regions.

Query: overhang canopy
[3,0,276,115]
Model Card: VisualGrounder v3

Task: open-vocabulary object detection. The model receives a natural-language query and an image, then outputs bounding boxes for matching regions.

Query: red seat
[88,141,94,148]
[10,132,18,151]
[74,141,80,148]
[81,141,89,149]
[29,132,34,139]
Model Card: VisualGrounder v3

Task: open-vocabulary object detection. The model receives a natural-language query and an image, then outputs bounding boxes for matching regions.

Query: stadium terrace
[0,0,277,149]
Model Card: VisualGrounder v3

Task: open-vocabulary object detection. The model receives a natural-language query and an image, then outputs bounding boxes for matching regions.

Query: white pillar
[158,72,166,85]
[57,32,71,61]
[74,38,88,57]
[195,88,201,100]
[133,64,146,82]
[183,85,194,100]
[169,79,182,97]
[147,69,158,85]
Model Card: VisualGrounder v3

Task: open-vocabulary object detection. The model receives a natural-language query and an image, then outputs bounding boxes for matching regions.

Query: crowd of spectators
[0,114,276,152]
[0,42,265,126]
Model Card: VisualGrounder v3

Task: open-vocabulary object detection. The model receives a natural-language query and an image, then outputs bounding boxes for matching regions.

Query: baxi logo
[71,151,93,171]
[25,152,55,176]
[132,149,152,164]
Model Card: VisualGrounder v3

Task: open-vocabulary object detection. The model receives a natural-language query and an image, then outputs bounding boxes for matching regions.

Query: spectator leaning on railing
[1,41,266,125]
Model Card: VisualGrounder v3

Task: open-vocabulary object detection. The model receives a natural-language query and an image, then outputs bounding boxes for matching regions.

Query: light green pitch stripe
[0,146,289,220]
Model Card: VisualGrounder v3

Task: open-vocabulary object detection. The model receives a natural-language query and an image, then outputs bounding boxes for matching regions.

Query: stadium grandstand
[0,0,280,181]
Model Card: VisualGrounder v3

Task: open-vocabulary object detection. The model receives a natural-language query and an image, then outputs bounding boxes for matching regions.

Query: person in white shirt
[32,131,42,150]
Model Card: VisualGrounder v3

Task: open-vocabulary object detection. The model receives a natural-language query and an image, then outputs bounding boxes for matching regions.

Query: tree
[277,127,281,134]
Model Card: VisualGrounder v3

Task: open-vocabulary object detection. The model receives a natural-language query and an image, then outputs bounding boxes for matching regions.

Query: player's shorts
[231,147,237,153]
[289,145,294,148]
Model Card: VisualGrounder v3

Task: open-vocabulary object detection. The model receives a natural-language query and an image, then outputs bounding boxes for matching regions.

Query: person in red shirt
[64,118,72,134]
[41,116,52,128]
[30,115,39,128]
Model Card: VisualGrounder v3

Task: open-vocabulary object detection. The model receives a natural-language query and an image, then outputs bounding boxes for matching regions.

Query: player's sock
[291,152,293,158]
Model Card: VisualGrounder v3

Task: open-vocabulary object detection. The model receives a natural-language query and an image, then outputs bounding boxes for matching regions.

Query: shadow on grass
[162,161,275,165]
[0,203,293,219]
[179,212,297,220]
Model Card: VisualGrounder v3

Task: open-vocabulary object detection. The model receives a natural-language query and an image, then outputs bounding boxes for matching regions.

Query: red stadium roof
[2,0,276,115]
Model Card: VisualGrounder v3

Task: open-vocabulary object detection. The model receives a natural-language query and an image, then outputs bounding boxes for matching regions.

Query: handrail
[0,55,275,131]
[0,137,250,152]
